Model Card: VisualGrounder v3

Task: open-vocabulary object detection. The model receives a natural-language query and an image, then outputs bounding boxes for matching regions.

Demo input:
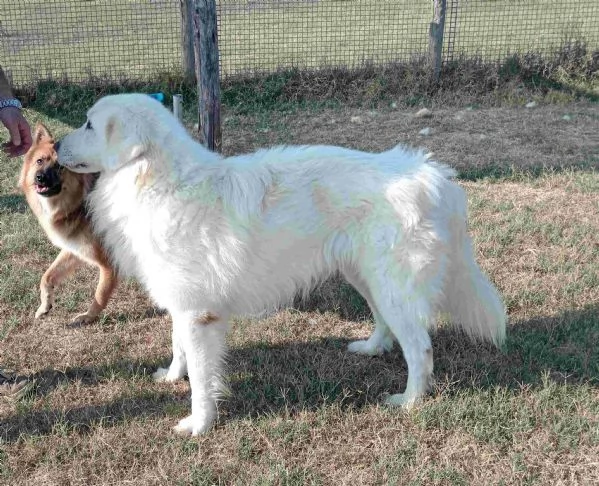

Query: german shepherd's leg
[72,264,118,325]
[35,250,82,319]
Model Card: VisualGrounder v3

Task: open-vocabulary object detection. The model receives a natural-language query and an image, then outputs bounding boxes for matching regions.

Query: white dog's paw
[384,392,419,409]
[347,337,393,356]
[152,367,185,383]
[173,414,214,436]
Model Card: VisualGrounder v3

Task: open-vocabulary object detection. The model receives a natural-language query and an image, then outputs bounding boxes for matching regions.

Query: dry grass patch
[1,102,598,485]
[465,174,599,318]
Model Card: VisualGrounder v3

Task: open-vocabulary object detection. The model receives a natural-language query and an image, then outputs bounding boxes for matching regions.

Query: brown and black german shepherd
[19,123,117,325]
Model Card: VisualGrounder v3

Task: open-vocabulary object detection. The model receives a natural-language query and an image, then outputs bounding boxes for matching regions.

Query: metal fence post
[191,0,222,153]
[173,94,184,121]
[181,0,196,82]
[429,0,447,83]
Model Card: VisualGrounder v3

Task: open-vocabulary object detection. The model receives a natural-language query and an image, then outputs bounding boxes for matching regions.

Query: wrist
[0,98,22,110]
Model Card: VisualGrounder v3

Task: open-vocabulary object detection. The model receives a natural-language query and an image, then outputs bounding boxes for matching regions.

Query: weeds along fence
[1,0,597,88]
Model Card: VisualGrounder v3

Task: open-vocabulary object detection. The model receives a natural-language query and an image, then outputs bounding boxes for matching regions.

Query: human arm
[0,66,32,157]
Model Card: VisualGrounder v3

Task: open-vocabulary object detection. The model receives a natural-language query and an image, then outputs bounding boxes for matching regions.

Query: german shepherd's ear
[33,123,54,144]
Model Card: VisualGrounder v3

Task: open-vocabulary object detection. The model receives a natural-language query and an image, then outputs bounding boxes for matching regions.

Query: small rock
[562,114,572,121]
[390,101,398,109]
[350,116,362,123]
[454,111,465,121]
[419,127,433,136]
[415,108,433,118]
[525,101,537,108]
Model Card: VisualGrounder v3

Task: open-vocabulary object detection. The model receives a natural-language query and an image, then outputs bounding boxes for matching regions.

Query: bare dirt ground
[221,100,598,174]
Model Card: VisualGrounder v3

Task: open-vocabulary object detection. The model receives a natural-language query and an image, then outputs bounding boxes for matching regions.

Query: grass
[0,82,598,484]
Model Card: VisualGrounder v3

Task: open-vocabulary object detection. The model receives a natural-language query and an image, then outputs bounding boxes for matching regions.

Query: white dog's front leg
[171,310,228,436]
[153,323,187,382]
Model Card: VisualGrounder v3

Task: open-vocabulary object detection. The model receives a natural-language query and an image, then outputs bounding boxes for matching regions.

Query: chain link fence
[1,0,597,87]
[217,0,431,76]
[1,0,181,87]
[443,0,598,63]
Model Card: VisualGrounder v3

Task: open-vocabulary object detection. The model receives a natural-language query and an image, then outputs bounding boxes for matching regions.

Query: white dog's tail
[441,189,507,347]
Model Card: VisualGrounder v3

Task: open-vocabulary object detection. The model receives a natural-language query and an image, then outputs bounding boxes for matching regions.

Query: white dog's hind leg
[171,310,228,436]
[342,270,394,356]
[153,323,187,382]
[348,322,394,356]
[382,297,434,408]
[365,269,436,408]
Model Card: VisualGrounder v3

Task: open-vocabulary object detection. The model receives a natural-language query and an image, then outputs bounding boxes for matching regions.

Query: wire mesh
[216,0,431,77]
[1,0,597,87]
[444,0,599,63]
[0,0,181,87]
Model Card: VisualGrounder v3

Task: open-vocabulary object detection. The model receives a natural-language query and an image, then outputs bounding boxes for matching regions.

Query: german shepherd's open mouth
[34,165,64,197]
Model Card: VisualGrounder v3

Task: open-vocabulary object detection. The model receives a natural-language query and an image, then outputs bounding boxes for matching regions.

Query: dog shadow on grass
[224,302,599,419]
[1,303,597,443]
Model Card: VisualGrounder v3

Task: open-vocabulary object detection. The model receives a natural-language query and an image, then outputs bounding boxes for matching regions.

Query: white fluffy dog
[57,94,506,435]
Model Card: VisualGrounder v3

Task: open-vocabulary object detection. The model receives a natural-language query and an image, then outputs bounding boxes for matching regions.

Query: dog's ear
[33,123,53,144]
[103,115,151,171]
[105,116,119,143]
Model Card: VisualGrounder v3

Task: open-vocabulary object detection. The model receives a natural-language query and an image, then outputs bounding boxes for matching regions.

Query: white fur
[57,94,506,435]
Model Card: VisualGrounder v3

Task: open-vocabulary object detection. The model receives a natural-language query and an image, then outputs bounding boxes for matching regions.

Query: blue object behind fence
[148,92,165,103]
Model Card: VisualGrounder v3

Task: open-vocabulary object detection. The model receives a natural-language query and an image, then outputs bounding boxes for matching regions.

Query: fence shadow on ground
[1,302,597,443]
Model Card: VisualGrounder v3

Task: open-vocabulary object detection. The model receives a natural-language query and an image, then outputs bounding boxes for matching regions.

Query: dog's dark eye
[36,158,43,166]
[85,120,92,130]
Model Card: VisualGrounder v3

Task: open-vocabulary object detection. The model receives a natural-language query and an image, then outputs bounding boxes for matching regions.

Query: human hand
[0,106,32,157]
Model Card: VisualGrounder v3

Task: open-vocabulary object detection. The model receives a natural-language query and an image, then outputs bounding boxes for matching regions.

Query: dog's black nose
[54,139,61,151]
[35,172,47,184]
